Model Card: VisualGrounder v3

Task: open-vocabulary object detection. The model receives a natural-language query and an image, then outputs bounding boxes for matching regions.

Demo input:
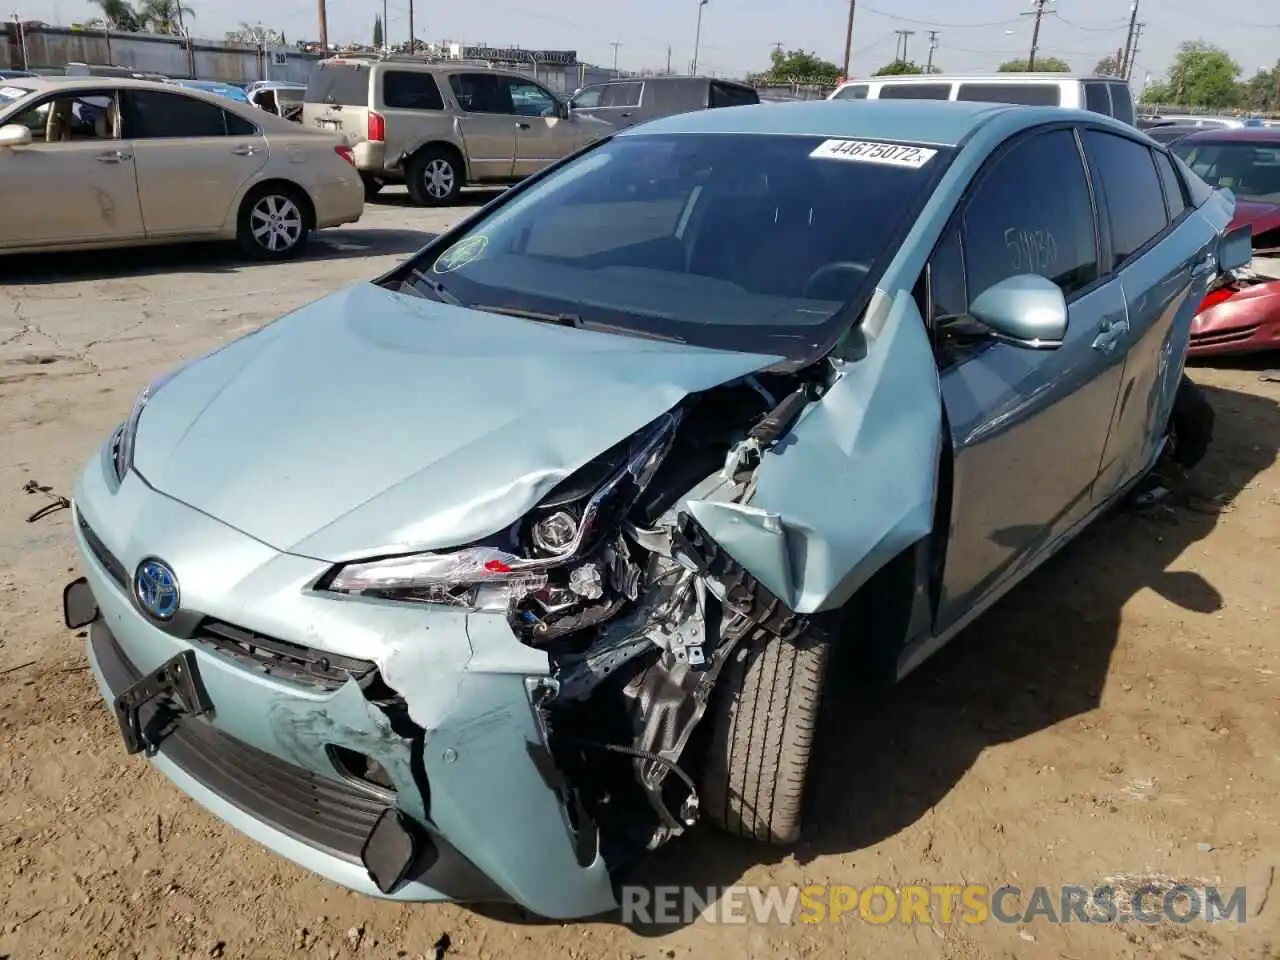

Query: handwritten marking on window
[1004,227,1058,273]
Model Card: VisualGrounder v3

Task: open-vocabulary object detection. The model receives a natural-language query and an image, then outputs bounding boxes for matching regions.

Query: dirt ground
[2,193,1278,959]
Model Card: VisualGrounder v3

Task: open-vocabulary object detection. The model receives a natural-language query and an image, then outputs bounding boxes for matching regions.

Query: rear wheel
[701,619,834,844]
[1128,374,1215,506]
[236,184,310,260]
[406,147,462,207]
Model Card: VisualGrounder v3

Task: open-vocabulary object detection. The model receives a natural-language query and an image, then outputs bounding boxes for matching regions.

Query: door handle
[95,150,132,163]
[231,144,258,156]
[1092,318,1128,353]
[515,121,531,129]
[619,111,633,117]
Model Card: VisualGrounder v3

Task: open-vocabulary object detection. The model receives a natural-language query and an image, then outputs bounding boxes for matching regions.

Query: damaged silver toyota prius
[65,100,1243,919]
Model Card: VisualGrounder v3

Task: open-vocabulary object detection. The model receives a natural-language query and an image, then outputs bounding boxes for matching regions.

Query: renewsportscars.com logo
[620,883,1250,926]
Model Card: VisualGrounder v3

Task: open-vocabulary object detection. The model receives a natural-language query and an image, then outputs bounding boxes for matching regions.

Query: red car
[1172,127,1280,357]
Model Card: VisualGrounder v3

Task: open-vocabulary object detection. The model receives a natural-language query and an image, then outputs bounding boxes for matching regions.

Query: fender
[685,288,943,615]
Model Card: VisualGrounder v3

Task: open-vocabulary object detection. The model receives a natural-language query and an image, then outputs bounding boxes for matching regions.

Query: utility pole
[893,29,914,63]
[666,46,672,74]
[382,0,389,52]
[840,0,856,79]
[925,29,938,72]
[691,0,708,75]
[1125,23,1144,82]
[1024,0,1049,71]
[609,41,621,71]
[407,0,414,52]
[1120,0,1140,77]
[316,0,328,53]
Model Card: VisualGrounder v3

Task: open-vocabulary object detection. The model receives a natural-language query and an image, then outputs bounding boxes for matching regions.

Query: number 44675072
[1004,227,1058,273]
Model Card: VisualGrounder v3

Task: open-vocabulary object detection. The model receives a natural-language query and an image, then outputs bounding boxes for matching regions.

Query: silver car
[65,99,1246,919]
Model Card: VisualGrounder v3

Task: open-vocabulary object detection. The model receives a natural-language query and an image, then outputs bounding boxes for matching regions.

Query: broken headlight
[322,412,680,612]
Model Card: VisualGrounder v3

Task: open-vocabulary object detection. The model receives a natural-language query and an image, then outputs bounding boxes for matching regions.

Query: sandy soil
[2,194,1278,959]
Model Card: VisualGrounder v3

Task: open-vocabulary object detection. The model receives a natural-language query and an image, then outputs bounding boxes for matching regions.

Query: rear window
[1083,82,1111,116]
[305,63,370,106]
[600,81,643,108]
[832,84,869,100]
[382,70,443,110]
[879,83,951,100]
[709,82,758,108]
[1109,83,1136,126]
[956,83,1061,106]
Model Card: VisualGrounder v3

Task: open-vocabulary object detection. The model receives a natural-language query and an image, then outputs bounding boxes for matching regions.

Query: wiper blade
[405,268,464,307]
[473,304,584,328]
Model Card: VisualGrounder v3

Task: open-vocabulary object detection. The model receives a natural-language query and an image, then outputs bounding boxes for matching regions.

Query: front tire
[236,184,310,260]
[406,147,462,207]
[701,621,833,844]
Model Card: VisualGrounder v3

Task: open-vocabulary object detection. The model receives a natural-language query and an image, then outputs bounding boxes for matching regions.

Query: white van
[829,73,1137,126]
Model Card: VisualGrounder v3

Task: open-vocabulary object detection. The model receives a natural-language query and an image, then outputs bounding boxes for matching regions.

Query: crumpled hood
[133,282,780,561]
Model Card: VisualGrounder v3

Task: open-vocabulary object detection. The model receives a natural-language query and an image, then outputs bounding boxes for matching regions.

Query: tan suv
[301,57,614,206]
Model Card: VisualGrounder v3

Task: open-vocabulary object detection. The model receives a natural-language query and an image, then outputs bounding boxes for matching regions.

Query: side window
[224,110,258,136]
[506,80,559,118]
[571,85,603,108]
[956,83,1061,106]
[1082,130,1169,268]
[879,83,951,100]
[927,226,990,366]
[600,81,643,108]
[127,90,229,137]
[1083,82,1111,116]
[833,84,869,100]
[448,73,508,113]
[1108,83,1136,126]
[11,92,118,142]
[709,82,758,108]
[382,71,444,110]
[962,128,1099,301]
[1153,150,1189,220]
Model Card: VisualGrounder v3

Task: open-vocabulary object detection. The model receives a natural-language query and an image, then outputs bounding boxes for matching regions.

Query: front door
[446,72,516,181]
[506,77,579,178]
[0,89,144,249]
[931,126,1126,634]
[1082,130,1219,498]
[123,89,268,237]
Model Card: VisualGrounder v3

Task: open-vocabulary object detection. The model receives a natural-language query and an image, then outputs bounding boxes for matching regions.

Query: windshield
[400,132,951,360]
[1172,140,1280,204]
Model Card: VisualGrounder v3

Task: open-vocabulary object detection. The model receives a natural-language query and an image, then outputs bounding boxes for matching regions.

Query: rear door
[446,72,516,180]
[1083,129,1216,498]
[123,89,268,237]
[378,68,446,162]
[574,80,644,128]
[301,61,372,146]
[0,87,144,249]
[930,126,1125,633]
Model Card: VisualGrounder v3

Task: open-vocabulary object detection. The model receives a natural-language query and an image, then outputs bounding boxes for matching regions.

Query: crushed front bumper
[71,452,617,920]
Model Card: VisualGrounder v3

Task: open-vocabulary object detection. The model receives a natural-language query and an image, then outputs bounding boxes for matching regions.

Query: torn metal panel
[686,289,942,614]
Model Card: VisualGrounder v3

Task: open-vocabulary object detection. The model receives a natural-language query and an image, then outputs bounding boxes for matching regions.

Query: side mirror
[1217,223,1252,273]
[558,101,570,119]
[969,274,1068,349]
[0,123,33,148]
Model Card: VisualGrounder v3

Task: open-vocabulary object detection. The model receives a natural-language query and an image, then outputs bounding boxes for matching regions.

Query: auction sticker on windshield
[0,86,30,102]
[810,139,937,168]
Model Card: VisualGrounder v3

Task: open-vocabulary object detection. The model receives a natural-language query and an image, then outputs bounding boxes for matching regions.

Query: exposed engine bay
[327,364,830,874]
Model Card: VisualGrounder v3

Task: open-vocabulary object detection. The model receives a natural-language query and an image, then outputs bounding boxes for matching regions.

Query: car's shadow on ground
[0,227,436,285]
[467,380,1279,934]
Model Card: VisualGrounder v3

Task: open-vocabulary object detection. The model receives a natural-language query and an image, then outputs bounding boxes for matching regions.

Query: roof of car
[1178,126,1280,143]
[618,98,1017,147]
[840,73,1119,85]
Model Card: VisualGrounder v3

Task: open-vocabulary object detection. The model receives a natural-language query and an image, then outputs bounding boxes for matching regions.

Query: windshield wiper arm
[473,304,584,328]
[404,268,464,307]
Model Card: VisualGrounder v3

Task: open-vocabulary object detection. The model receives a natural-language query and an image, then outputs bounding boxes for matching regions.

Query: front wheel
[406,148,462,207]
[236,185,310,260]
[701,620,833,844]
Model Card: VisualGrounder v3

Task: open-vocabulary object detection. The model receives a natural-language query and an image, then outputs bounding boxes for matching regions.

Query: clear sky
[16,0,1280,85]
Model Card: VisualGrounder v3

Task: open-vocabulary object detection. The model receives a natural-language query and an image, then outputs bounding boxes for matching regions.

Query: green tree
[1094,53,1122,77]
[874,60,925,76]
[137,0,194,35]
[373,15,383,50]
[1242,63,1279,112]
[1161,41,1241,108]
[767,48,840,82]
[91,0,142,30]
[998,56,1071,72]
